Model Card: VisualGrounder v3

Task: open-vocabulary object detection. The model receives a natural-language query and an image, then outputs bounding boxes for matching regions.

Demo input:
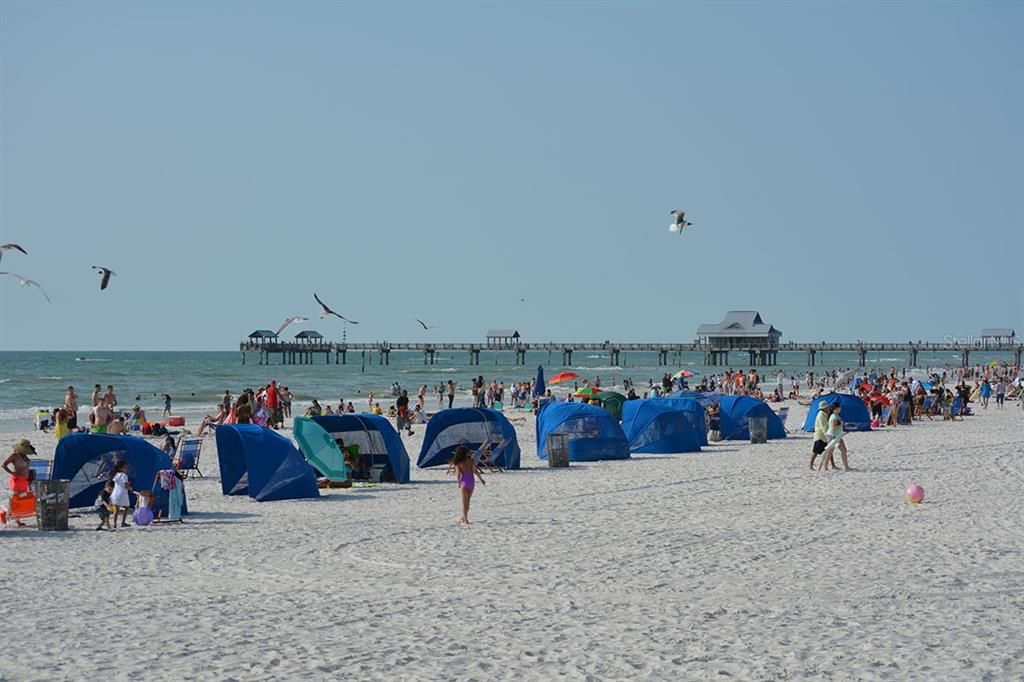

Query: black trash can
[35,479,70,531]
[748,416,768,444]
[546,434,570,467]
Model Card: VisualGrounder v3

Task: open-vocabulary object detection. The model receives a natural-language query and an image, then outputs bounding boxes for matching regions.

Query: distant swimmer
[669,209,693,234]
[0,272,50,303]
[92,266,116,290]
[276,316,308,336]
[314,293,358,324]
[0,243,27,262]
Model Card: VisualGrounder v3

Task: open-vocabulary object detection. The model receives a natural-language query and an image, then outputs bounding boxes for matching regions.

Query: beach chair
[29,459,51,481]
[949,396,963,420]
[174,437,204,478]
[921,396,934,419]
[775,406,790,433]
[475,438,511,473]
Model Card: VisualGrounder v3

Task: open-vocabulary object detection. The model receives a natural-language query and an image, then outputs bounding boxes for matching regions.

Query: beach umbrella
[672,369,698,380]
[548,372,579,385]
[534,366,546,396]
[575,386,600,398]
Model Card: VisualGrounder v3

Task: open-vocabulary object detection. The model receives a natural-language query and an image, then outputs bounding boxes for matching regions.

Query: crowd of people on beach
[8,358,1020,528]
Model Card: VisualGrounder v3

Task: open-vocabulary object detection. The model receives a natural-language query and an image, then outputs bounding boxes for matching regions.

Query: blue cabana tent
[802,393,873,432]
[310,414,410,483]
[52,433,186,515]
[621,399,703,454]
[536,402,629,461]
[659,397,709,446]
[215,424,319,502]
[717,395,786,441]
[418,408,520,469]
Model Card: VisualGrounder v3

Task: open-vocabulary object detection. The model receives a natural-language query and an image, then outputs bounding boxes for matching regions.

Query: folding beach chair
[29,459,51,481]
[174,437,204,478]
[949,396,963,420]
[775,406,790,433]
[475,438,511,473]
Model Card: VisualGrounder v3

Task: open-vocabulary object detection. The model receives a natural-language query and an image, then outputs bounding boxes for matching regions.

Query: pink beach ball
[906,484,925,504]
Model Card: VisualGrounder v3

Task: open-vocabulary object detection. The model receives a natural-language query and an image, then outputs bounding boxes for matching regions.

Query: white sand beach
[2,400,1022,680]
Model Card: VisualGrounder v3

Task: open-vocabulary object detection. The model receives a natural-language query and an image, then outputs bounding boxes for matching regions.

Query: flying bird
[276,316,308,336]
[415,318,436,331]
[92,266,116,290]
[669,210,693,234]
[314,293,358,324]
[0,244,27,262]
[0,271,51,303]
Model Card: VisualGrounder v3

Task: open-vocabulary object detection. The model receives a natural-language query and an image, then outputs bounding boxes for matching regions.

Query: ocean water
[0,349,1014,432]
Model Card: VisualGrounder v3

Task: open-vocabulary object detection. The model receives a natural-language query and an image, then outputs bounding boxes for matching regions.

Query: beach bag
[142,422,153,435]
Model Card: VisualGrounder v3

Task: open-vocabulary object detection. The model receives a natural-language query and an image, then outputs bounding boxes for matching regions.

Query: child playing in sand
[95,480,115,531]
[109,461,132,528]
[448,445,485,524]
[132,490,155,527]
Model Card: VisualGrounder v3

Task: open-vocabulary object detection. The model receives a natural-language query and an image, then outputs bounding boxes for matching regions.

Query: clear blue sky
[1,1,1021,350]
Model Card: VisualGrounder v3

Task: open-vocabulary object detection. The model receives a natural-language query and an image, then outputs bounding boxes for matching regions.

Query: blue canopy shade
[536,402,629,462]
[658,397,709,446]
[802,393,873,432]
[622,399,704,454]
[311,414,410,483]
[52,433,186,515]
[717,396,786,441]
[417,408,520,469]
[215,425,320,502]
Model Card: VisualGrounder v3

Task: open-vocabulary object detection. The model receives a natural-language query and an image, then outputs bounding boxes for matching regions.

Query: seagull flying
[415,318,436,331]
[0,244,27,262]
[92,266,116,290]
[276,316,308,336]
[669,209,693,234]
[0,271,51,303]
[314,293,358,324]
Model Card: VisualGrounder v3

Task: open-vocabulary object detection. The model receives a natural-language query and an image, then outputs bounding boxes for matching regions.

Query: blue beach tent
[621,399,703,454]
[717,395,787,441]
[215,424,319,502]
[659,397,710,446]
[418,408,520,469]
[52,433,187,516]
[309,414,410,483]
[535,402,629,461]
[802,393,873,432]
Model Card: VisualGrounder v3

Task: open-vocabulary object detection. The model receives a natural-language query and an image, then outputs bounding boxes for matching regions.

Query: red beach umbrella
[548,372,579,385]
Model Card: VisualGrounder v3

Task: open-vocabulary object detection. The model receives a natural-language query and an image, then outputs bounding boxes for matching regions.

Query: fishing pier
[241,316,1019,368]
[239,339,1022,369]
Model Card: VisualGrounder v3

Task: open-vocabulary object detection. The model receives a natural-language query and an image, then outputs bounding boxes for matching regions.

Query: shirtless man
[91,384,103,407]
[108,417,127,435]
[64,386,79,430]
[90,401,115,433]
[103,385,118,409]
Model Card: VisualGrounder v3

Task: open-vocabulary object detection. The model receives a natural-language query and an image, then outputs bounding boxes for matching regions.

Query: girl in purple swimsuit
[450,446,485,524]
